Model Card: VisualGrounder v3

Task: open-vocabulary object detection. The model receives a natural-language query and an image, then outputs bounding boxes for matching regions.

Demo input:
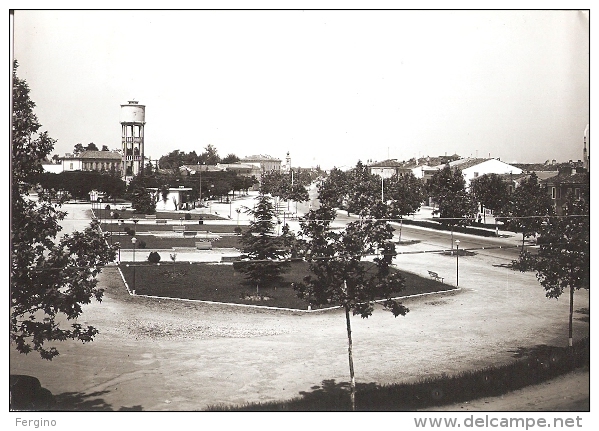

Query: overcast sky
[12,9,589,169]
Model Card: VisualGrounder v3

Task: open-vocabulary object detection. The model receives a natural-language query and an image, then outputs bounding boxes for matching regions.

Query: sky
[12,9,590,170]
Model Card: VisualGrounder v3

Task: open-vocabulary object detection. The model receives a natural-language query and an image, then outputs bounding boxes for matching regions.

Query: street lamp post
[131,236,137,294]
[109,211,114,245]
[455,239,460,287]
[118,219,124,263]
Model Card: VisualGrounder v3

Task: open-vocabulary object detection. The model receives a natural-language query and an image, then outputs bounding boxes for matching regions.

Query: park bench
[183,231,197,237]
[145,214,156,219]
[173,225,186,232]
[428,270,444,283]
[155,219,168,224]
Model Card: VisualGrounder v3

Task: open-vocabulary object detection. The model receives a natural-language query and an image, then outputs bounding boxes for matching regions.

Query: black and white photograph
[9,6,590,428]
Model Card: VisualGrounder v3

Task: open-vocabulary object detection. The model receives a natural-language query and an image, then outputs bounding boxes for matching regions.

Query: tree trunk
[568,285,574,348]
[345,304,356,411]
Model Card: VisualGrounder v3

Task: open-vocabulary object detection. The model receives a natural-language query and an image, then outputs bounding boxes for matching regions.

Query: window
[556,188,561,199]
[69,163,73,170]
[551,187,556,199]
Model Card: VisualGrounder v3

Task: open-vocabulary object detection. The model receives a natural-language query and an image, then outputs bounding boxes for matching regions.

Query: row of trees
[157,145,240,169]
[37,170,126,201]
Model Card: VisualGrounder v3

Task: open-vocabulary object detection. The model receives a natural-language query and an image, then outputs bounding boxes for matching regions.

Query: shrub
[234,226,242,236]
[138,240,147,249]
[185,212,192,220]
[147,251,161,263]
[112,211,120,219]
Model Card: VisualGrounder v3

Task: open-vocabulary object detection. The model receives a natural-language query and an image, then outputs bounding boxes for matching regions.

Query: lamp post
[236,207,241,225]
[131,236,137,294]
[109,211,114,245]
[132,218,139,235]
[118,219,124,263]
[455,239,460,287]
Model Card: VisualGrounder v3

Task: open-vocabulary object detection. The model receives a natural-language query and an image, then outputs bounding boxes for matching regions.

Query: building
[60,150,122,173]
[241,155,282,173]
[368,159,433,179]
[544,166,589,215]
[148,187,195,211]
[432,158,523,188]
[121,100,145,182]
[41,162,63,174]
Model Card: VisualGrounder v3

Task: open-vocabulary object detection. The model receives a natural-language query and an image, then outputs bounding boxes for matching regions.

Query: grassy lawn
[119,261,452,310]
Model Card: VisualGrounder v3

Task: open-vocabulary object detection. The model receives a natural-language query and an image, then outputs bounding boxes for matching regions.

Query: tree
[101,145,110,151]
[384,173,426,242]
[73,143,84,155]
[470,173,509,223]
[534,187,589,347]
[126,176,156,214]
[296,202,408,410]
[499,173,554,251]
[11,60,117,360]
[221,153,240,164]
[238,194,290,290]
[317,167,350,210]
[428,165,477,248]
[85,142,99,151]
[199,144,221,165]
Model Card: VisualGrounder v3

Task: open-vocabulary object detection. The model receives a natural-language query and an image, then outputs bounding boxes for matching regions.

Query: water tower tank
[120,100,146,123]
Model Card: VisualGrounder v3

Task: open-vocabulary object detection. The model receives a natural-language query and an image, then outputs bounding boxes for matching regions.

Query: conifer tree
[238,193,290,289]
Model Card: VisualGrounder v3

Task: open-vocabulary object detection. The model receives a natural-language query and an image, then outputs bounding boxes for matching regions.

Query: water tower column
[120,100,146,182]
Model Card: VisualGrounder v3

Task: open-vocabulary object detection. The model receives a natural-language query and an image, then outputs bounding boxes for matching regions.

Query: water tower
[121,100,145,181]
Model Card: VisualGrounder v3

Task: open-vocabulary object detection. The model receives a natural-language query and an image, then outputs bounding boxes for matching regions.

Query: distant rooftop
[242,154,281,162]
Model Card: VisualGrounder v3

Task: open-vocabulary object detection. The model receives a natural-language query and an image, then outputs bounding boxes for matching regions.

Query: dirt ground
[9,262,589,412]
[9,203,590,412]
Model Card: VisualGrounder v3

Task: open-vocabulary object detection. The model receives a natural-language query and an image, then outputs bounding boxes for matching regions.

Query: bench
[155,219,168,224]
[428,271,444,283]
[173,225,186,232]
[145,214,156,219]
[183,231,197,237]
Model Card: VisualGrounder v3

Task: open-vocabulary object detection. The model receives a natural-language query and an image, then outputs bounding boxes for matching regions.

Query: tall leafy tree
[499,173,554,251]
[428,165,477,247]
[238,194,290,289]
[73,143,84,155]
[126,175,156,214]
[470,173,509,223]
[384,173,426,241]
[296,202,408,410]
[11,60,117,359]
[534,187,589,347]
[317,167,350,210]
[85,142,99,151]
[221,153,240,164]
